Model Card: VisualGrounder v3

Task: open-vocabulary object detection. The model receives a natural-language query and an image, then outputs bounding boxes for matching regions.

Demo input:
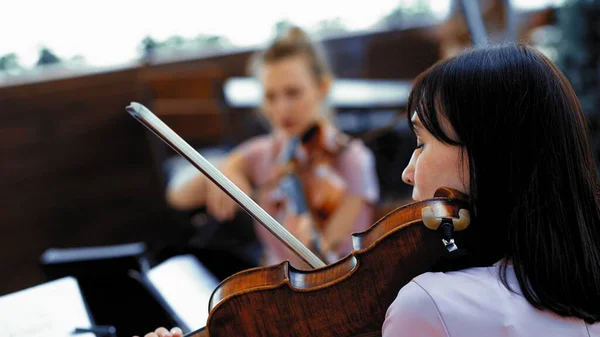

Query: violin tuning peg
[422,207,442,230]
[422,206,470,253]
[452,209,471,231]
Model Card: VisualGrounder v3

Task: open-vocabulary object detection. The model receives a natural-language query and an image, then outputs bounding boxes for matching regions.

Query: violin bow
[126,102,326,269]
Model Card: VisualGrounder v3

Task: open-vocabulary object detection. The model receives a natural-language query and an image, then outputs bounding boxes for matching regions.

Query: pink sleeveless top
[239,130,379,268]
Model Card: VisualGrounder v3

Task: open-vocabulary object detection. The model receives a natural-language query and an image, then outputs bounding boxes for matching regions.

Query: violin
[295,121,349,226]
[127,103,473,337]
[262,121,349,259]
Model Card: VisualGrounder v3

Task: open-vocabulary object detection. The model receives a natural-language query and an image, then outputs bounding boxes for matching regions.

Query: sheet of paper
[0,276,94,337]
[147,254,219,332]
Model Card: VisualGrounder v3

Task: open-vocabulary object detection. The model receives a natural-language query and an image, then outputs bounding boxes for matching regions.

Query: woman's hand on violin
[134,327,182,337]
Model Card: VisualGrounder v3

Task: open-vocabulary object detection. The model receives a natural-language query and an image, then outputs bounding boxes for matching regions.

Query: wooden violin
[259,120,349,259]
[291,120,349,225]
[127,102,472,337]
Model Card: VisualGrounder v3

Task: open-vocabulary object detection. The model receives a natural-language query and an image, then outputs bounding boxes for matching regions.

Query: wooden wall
[0,67,184,295]
[0,25,443,296]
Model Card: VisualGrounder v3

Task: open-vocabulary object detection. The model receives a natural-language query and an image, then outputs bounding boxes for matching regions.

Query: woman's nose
[271,98,293,116]
[402,153,416,186]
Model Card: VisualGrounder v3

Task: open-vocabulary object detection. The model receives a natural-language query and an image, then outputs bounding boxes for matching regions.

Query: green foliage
[380,0,437,29]
[36,47,61,66]
[139,33,231,59]
[274,20,293,37]
[0,53,21,71]
[315,18,348,36]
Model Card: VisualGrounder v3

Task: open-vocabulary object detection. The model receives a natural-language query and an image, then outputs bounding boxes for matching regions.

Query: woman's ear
[319,74,333,100]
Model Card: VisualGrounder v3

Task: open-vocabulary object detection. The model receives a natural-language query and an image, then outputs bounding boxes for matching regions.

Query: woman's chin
[412,190,432,202]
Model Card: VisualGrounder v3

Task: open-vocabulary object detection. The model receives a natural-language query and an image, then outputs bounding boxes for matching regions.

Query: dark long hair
[407,43,600,323]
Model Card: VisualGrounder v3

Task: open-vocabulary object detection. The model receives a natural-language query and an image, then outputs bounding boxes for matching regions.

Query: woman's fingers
[170,327,183,337]
[139,326,182,337]
[155,327,170,337]
[143,327,165,337]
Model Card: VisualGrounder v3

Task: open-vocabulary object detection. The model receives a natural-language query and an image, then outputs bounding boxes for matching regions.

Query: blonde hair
[249,26,332,82]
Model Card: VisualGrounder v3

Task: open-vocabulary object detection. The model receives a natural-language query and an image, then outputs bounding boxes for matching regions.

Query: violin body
[294,121,349,226]
[187,188,470,337]
[296,123,350,226]
[296,159,346,228]
[259,121,350,257]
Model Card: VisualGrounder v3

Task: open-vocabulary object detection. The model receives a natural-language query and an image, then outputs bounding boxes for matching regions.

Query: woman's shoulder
[397,266,518,318]
[382,280,449,337]
[413,264,513,297]
[410,265,525,320]
[236,133,283,166]
[338,136,374,159]
[333,135,380,202]
[237,133,275,154]
[333,135,376,172]
[385,265,593,337]
[234,134,280,185]
[383,266,508,336]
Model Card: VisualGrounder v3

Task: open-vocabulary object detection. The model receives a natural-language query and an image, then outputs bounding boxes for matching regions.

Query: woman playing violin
[141,43,600,337]
[383,43,600,335]
[166,26,380,268]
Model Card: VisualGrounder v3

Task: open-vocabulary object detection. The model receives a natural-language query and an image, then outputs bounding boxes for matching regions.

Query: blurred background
[1,0,598,335]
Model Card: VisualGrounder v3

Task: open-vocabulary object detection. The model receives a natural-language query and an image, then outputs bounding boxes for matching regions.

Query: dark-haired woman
[383,43,600,336]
